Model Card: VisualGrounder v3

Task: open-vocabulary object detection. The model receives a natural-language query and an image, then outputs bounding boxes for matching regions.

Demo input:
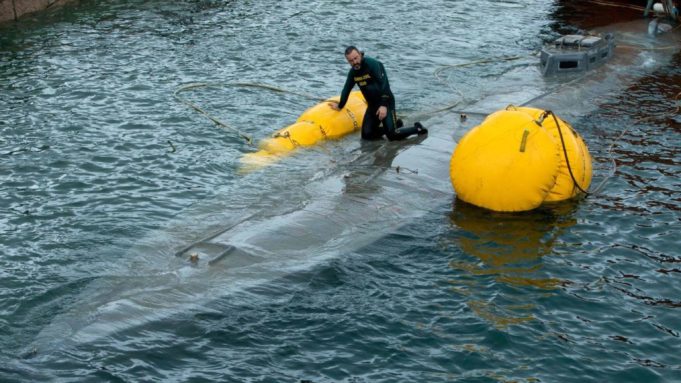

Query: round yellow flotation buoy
[450,106,592,212]
[239,91,367,171]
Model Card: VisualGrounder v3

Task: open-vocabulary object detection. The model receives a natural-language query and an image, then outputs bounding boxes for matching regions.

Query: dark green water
[1,1,680,382]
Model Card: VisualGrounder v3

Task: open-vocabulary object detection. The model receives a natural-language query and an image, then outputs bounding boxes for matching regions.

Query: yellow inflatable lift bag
[450,106,592,212]
[239,91,367,170]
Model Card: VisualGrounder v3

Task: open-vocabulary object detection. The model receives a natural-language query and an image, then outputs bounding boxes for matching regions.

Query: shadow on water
[579,38,681,215]
[444,198,579,328]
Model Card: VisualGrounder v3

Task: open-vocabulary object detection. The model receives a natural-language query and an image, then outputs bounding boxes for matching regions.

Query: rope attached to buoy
[173,82,325,147]
[544,110,590,195]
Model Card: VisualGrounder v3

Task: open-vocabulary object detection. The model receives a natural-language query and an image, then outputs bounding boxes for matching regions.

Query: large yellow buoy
[239,91,367,171]
[450,106,592,212]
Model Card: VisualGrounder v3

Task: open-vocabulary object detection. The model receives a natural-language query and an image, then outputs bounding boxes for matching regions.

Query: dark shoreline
[0,0,650,27]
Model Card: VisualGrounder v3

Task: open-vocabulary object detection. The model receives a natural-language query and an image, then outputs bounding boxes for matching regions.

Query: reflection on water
[445,198,578,328]
[449,198,577,273]
[585,60,681,215]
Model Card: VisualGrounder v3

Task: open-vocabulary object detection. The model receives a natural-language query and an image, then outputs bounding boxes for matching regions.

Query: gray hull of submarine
[24,18,680,360]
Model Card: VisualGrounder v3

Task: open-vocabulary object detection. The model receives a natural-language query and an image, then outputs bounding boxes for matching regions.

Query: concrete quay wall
[0,0,75,23]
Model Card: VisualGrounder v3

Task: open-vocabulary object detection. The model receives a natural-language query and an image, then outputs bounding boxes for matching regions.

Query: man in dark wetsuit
[330,46,427,141]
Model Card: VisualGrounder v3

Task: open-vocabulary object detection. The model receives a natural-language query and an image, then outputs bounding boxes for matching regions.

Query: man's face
[345,50,362,70]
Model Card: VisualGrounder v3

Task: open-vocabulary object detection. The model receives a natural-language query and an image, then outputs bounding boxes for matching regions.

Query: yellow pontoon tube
[240,91,367,171]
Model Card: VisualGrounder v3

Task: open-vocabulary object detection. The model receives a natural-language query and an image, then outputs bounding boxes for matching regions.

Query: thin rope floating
[173,82,327,147]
